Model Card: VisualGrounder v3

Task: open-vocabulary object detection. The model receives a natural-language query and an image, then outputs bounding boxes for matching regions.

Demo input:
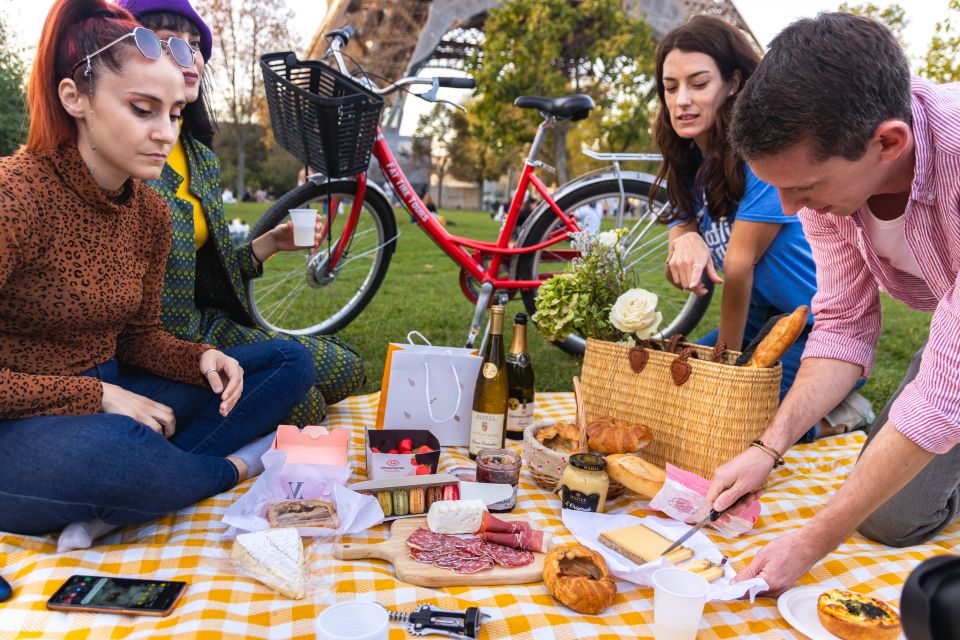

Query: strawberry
[387,449,399,454]
[398,438,413,451]
[415,445,433,454]
[415,464,431,476]
[370,447,381,453]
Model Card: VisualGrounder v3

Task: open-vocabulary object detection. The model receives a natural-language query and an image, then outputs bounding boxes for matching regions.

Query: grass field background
[225,202,931,412]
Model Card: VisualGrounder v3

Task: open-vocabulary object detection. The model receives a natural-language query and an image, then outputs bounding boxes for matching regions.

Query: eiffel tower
[307,0,759,90]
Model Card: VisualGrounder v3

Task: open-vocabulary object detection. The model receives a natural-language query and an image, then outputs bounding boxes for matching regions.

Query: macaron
[442,484,459,501]
[427,485,443,508]
[376,491,392,517]
[392,489,409,517]
[409,487,425,515]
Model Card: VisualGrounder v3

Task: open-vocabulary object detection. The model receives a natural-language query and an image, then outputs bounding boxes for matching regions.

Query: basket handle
[573,376,588,453]
[670,346,698,386]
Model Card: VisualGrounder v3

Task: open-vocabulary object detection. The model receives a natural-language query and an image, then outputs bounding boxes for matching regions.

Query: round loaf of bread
[816,589,901,640]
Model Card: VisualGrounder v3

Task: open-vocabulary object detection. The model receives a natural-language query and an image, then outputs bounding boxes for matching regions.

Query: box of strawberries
[364,428,441,480]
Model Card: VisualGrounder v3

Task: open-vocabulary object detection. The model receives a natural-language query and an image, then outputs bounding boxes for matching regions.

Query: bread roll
[745,306,809,367]
[543,544,616,615]
[605,454,666,499]
[817,589,901,640]
[586,417,653,455]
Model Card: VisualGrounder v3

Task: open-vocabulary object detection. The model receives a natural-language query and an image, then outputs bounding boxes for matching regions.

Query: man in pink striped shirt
[705,12,960,593]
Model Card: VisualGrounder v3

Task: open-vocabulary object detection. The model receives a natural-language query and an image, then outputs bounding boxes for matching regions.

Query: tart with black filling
[817,589,901,640]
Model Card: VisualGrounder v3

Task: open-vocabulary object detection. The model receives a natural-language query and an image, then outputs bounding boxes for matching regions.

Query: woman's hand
[666,231,723,296]
[199,349,244,416]
[100,382,176,438]
[251,217,325,261]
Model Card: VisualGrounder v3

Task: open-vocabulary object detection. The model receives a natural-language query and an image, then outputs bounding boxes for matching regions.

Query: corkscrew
[388,604,489,639]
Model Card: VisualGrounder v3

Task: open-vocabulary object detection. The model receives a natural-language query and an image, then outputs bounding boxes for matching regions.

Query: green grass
[223,202,931,410]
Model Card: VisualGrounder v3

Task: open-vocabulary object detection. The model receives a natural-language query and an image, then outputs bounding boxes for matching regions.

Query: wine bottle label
[505,399,535,433]
[482,362,499,379]
[561,487,602,512]
[469,411,505,454]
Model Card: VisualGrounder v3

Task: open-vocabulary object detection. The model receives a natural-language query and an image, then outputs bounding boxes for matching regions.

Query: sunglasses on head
[71,26,194,77]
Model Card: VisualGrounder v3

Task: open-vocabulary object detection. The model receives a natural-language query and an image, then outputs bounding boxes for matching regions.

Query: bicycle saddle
[514,93,594,121]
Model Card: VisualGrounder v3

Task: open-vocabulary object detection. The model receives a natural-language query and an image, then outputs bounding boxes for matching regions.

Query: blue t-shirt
[685,165,818,322]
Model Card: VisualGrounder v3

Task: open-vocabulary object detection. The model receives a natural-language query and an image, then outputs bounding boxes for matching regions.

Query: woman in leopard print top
[0,0,314,538]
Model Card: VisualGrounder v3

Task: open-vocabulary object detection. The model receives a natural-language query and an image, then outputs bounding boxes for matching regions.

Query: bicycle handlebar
[325,25,355,48]
[437,77,476,89]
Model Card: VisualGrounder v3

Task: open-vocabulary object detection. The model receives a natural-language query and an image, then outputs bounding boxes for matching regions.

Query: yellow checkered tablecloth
[1,392,957,639]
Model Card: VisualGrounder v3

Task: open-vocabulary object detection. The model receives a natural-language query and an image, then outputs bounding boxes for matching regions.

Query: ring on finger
[692,262,704,270]
[202,367,218,375]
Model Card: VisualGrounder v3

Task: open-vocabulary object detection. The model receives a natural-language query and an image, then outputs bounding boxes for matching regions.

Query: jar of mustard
[560,453,609,513]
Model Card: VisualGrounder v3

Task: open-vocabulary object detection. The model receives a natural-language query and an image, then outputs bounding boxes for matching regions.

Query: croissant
[745,306,810,368]
[587,417,652,455]
[535,423,582,453]
[543,544,617,615]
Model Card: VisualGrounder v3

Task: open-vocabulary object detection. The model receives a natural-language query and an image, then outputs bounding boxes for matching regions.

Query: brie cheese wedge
[231,527,307,599]
[426,499,487,534]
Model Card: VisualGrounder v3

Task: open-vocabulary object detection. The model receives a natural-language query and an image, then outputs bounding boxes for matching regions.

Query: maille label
[561,488,602,512]
[482,362,499,378]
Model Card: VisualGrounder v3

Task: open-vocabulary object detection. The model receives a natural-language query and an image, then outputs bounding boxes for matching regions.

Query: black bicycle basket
[260,51,385,179]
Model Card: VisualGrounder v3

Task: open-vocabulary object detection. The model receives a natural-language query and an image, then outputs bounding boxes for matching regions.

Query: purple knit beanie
[114,0,213,62]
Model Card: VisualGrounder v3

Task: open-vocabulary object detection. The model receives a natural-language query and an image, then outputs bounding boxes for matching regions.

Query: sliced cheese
[426,499,486,534]
[679,559,725,582]
[231,527,306,599]
[598,523,694,565]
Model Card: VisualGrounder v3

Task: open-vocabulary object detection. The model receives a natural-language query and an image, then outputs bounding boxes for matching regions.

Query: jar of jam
[560,453,609,513]
[476,448,522,513]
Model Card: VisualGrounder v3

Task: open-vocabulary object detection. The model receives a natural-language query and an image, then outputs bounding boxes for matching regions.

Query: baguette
[744,306,810,368]
[605,454,666,499]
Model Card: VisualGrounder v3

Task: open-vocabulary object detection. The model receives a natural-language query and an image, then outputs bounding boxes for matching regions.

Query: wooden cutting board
[334,516,545,587]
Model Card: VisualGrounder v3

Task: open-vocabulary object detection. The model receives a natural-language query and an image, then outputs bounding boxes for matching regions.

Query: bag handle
[423,358,462,423]
[407,330,432,345]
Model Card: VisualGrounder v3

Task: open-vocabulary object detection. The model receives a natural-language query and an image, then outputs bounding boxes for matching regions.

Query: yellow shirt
[167,136,209,249]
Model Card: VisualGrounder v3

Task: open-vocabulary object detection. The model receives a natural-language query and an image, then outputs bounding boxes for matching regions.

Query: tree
[837,3,908,49]
[415,104,455,206]
[200,0,293,195]
[466,0,656,184]
[0,19,27,156]
[923,0,960,83]
[445,104,514,194]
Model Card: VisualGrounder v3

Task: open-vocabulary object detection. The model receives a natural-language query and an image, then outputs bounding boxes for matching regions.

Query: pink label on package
[272,425,349,466]
[648,464,760,537]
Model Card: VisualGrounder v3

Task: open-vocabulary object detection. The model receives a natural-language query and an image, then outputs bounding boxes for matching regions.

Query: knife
[661,493,753,557]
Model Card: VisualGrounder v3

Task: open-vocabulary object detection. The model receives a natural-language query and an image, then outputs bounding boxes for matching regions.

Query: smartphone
[46,575,186,616]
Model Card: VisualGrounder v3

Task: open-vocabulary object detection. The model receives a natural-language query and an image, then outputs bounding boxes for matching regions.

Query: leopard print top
[0,144,212,420]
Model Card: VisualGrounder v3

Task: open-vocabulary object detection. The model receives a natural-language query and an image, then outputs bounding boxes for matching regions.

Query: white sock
[57,519,120,553]
[229,431,276,480]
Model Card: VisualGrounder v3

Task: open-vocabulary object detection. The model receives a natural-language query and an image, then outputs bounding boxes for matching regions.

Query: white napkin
[562,510,768,602]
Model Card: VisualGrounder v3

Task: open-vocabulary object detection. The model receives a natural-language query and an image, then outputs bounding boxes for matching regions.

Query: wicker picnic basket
[579,338,781,480]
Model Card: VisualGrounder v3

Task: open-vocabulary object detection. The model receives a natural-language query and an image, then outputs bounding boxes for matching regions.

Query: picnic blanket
[1,391,957,639]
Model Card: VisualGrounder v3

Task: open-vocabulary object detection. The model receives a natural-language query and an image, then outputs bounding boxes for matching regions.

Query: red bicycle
[250,27,712,354]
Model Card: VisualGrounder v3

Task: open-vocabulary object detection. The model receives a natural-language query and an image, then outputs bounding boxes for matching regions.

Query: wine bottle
[469,305,508,460]
[505,313,535,441]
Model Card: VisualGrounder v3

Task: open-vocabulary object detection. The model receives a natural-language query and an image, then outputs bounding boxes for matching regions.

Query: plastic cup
[651,568,710,640]
[289,208,318,247]
[316,601,389,640]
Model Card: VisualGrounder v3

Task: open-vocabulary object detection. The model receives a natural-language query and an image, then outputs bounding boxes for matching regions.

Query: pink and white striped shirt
[799,77,960,454]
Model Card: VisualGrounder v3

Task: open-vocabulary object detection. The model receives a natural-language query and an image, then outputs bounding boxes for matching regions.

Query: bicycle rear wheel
[246,180,397,335]
[516,176,713,355]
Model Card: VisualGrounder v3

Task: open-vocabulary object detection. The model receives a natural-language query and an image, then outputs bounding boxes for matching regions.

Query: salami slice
[405,528,533,574]
[479,541,535,567]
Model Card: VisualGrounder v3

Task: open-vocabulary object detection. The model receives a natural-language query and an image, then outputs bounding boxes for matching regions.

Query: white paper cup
[289,208,317,247]
[652,568,709,640]
[316,601,389,640]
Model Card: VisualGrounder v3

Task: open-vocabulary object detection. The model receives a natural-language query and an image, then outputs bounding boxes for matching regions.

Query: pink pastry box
[364,428,441,480]
[272,424,349,466]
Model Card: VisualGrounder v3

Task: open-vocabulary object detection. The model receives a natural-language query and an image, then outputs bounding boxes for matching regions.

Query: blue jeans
[0,341,315,535]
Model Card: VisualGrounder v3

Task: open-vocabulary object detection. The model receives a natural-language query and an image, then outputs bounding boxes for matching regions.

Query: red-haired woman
[0,0,314,547]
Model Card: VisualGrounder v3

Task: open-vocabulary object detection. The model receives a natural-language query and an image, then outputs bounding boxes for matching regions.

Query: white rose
[596,230,619,248]
[609,288,663,339]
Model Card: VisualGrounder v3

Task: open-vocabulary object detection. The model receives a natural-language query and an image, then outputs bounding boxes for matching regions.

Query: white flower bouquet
[533,230,663,343]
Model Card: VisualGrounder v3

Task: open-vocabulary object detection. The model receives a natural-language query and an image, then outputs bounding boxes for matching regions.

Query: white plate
[777,586,905,640]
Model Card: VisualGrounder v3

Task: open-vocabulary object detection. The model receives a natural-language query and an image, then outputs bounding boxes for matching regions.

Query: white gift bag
[374,332,481,446]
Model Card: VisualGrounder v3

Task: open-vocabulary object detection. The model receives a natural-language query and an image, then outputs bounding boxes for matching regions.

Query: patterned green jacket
[146,135,365,424]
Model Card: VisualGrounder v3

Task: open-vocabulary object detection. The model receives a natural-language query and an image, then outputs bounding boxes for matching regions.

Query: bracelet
[750,439,786,468]
[249,244,263,268]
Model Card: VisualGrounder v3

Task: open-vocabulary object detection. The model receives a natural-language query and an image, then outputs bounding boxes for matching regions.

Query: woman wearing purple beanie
[115,0,366,426]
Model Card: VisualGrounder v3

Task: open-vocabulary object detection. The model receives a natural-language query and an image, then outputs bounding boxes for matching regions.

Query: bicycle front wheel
[516,177,713,355]
[246,180,398,336]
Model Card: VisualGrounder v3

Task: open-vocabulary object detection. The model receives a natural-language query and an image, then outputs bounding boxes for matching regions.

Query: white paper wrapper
[562,510,768,602]
[223,449,384,538]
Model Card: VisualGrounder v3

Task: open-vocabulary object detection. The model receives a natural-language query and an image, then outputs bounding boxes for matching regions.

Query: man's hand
[731,529,832,595]
[199,349,244,416]
[666,231,723,296]
[706,446,775,514]
[100,382,176,438]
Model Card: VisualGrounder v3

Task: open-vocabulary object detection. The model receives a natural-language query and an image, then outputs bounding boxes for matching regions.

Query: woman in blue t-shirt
[651,16,872,440]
